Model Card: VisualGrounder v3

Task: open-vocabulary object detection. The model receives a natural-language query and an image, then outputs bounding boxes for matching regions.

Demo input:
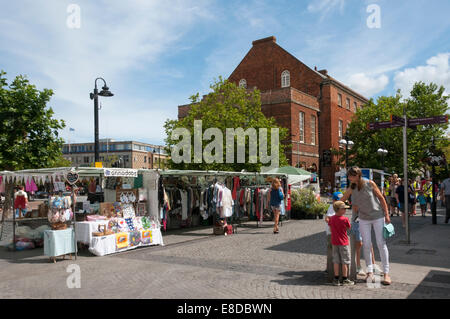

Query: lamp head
[99,85,114,97]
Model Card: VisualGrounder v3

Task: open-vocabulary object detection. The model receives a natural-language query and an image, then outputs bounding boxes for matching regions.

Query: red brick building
[178,36,368,186]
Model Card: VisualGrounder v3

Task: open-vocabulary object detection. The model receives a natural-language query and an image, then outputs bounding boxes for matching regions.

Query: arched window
[281,70,290,88]
[239,79,247,88]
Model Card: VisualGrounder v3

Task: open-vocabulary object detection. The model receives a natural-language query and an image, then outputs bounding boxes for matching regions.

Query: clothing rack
[158,171,289,233]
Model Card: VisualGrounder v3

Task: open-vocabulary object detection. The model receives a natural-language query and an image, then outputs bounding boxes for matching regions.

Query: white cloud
[347,73,389,97]
[307,0,345,20]
[394,53,450,98]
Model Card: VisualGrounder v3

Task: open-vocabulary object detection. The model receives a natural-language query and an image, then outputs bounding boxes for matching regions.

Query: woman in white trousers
[341,167,392,285]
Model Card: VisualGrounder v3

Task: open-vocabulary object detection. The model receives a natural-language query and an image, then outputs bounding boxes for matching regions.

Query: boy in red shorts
[328,200,355,286]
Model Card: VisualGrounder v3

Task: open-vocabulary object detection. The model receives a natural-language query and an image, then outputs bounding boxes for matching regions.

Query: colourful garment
[232,177,240,200]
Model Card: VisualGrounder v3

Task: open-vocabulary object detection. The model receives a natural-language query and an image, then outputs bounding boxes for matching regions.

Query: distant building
[178,36,369,186]
[62,139,169,169]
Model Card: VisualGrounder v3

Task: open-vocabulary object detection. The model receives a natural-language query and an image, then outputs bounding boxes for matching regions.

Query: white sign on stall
[104,169,138,178]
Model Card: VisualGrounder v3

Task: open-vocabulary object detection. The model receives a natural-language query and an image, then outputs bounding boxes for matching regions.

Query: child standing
[328,200,354,286]
[324,192,343,274]
[417,190,427,217]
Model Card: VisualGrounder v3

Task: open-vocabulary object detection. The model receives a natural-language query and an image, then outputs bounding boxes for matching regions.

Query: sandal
[365,274,375,283]
[382,274,392,285]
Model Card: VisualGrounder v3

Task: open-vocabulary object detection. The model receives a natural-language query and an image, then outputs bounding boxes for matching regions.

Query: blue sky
[1,0,449,146]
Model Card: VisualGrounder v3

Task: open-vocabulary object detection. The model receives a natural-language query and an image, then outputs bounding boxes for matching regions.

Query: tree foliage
[0,70,66,171]
[164,77,289,171]
[346,82,449,177]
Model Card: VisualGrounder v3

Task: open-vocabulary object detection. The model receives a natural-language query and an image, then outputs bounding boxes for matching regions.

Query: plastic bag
[16,226,33,238]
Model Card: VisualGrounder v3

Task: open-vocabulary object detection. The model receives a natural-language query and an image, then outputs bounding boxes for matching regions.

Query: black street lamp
[90,78,113,163]
[339,135,354,188]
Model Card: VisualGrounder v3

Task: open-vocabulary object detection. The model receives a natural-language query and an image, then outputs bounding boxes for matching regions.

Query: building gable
[228,36,325,97]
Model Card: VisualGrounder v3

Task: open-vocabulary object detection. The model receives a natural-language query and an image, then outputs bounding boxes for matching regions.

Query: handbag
[383,223,395,239]
[280,202,286,216]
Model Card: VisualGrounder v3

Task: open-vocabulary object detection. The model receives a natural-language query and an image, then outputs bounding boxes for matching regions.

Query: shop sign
[104,168,138,178]
[65,171,79,185]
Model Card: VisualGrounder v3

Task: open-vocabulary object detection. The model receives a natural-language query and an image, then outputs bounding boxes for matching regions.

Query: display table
[89,234,116,256]
[88,227,164,256]
[75,220,109,245]
[44,228,76,263]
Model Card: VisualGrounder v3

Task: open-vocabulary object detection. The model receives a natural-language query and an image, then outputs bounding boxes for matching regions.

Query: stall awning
[262,166,312,184]
[0,167,160,184]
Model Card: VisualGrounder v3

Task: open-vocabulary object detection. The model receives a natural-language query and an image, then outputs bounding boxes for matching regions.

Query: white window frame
[281,70,290,88]
[346,98,350,110]
[338,120,343,139]
[311,115,316,145]
[299,112,305,143]
[338,93,342,107]
[239,79,247,88]
[353,101,357,112]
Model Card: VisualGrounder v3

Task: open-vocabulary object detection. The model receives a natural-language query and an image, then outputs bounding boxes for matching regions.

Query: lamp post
[90,78,113,163]
[377,147,388,171]
[430,137,438,225]
[339,135,354,188]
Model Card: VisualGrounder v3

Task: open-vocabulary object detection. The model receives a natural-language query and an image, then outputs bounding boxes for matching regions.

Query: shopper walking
[423,179,433,213]
[395,181,414,227]
[389,175,400,217]
[409,179,417,216]
[341,167,392,285]
[440,173,450,224]
[417,190,427,217]
[268,178,284,234]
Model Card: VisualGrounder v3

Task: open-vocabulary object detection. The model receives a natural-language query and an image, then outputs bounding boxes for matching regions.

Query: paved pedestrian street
[0,207,449,299]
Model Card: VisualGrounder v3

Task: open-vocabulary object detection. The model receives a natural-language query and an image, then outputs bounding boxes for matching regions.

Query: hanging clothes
[134,174,143,189]
[180,190,188,220]
[0,176,5,193]
[232,176,240,200]
[30,178,38,193]
[222,187,233,218]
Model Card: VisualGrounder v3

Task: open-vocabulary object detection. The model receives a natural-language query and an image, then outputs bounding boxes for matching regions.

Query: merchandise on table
[47,195,74,229]
[76,197,163,255]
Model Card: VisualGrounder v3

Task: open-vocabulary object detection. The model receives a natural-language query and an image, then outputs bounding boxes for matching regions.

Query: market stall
[0,167,164,259]
[158,170,288,232]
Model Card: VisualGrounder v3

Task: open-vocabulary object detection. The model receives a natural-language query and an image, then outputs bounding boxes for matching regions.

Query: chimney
[314,66,317,71]
[252,36,276,46]
[318,69,328,76]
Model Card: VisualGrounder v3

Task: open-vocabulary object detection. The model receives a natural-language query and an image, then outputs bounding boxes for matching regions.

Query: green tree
[48,155,72,168]
[164,77,289,171]
[0,70,66,216]
[347,82,449,176]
